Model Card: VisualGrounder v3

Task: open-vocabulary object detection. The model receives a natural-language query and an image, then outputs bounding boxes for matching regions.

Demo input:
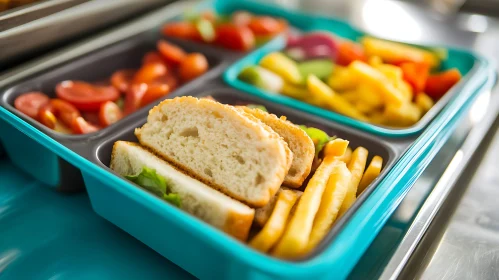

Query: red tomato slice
[142,51,165,65]
[336,41,366,66]
[161,22,201,41]
[111,69,136,93]
[124,83,148,115]
[37,104,57,129]
[248,16,287,36]
[133,62,168,85]
[425,68,462,100]
[232,11,253,26]
[50,99,81,127]
[153,75,178,91]
[56,81,120,111]
[72,117,99,134]
[215,24,255,51]
[139,84,170,108]
[14,92,50,118]
[157,40,187,65]
[99,101,123,127]
[179,53,209,82]
[82,111,100,126]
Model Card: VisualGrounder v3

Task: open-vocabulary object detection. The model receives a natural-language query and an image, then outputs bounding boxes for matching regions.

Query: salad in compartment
[162,10,288,51]
[110,96,384,259]
[237,32,463,127]
[13,40,209,134]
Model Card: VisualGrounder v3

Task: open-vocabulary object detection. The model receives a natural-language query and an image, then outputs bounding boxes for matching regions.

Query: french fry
[338,147,368,218]
[249,190,300,253]
[254,188,303,227]
[368,55,383,67]
[349,61,405,106]
[305,162,351,253]
[337,147,352,165]
[415,93,434,113]
[356,84,383,108]
[272,139,348,259]
[327,66,358,92]
[281,82,309,101]
[357,155,383,195]
[383,102,422,127]
[307,75,368,121]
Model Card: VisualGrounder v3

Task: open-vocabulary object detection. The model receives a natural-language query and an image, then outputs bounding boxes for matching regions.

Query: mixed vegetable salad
[162,10,288,51]
[14,40,209,134]
[238,32,462,127]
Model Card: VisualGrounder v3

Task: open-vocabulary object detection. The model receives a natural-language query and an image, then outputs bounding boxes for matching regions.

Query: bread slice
[254,187,303,227]
[135,96,291,207]
[239,106,315,188]
[110,141,255,241]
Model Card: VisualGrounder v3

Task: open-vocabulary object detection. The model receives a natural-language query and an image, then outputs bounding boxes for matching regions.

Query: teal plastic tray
[0,0,495,279]
[221,1,487,137]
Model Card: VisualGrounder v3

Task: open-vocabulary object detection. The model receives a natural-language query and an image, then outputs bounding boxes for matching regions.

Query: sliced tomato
[153,75,178,91]
[82,111,100,126]
[425,68,462,100]
[161,22,201,41]
[133,62,168,85]
[142,51,165,65]
[71,117,99,134]
[232,11,253,26]
[56,81,120,111]
[336,41,366,66]
[111,69,136,93]
[99,101,123,127]
[37,104,57,129]
[50,99,81,127]
[215,24,255,51]
[139,84,170,108]
[14,92,50,118]
[248,16,287,36]
[124,83,148,115]
[157,40,187,65]
[179,53,209,81]
[400,62,430,94]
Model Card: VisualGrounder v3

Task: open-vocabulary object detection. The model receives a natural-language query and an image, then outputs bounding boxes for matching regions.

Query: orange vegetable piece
[424,68,462,99]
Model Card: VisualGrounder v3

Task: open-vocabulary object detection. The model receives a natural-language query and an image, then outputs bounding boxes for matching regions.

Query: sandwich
[135,96,292,207]
[110,141,255,241]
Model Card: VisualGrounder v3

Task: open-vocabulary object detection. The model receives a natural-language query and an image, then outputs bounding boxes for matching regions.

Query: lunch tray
[0,0,495,279]
[221,1,488,138]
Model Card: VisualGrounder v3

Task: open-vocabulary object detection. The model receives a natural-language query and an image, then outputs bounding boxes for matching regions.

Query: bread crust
[135,97,290,208]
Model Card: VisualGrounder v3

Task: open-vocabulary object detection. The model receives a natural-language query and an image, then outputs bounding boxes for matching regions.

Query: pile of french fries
[248,139,383,259]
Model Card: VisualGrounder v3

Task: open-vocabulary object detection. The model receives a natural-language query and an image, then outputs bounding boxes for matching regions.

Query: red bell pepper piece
[400,62,430,94]
[424,68,462,100]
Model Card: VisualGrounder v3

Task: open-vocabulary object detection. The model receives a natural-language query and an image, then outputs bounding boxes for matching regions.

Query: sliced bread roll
[135,96,291,207]
[110,141,255,241]
[239,106,315,188]
[254,187,303,227]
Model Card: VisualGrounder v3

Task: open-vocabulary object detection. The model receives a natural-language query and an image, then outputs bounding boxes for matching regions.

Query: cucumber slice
[196,18,215,42]
[238,66,284,92]
[298,60,334,80]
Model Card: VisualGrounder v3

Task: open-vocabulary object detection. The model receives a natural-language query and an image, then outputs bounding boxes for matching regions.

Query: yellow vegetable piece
[358,155,383,195]
[272,139,347,259]
[307,75,368,121]
[327,66,358,92]
[397,80,414,102]
[362,37,440,68]
[281,82,309,101]
[415,93,434,113]
[356,101,377,115]
[349,61,405,106]
[337,147,352,165]
[249,190,300,253]
[260,52,303,84]
[338,147,368,218]
[383,102,422,127]
[305,162,351,253]
[376,64,403,82]
[368,55,383,67]
[356,84,383,108]
[323,138,350,158]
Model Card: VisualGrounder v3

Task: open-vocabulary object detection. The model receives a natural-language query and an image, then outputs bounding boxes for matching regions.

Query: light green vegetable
[196,18,215,42]
[125,167,181,207]
[299,125,336,156]
[259,52,303,84]
[238,65,284,93]
[246,104,268,112]
[298,59,334,80]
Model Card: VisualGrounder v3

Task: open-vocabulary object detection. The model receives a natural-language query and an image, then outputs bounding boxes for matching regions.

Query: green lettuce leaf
[299,125,336,156]
[125,167,181,207]
[163,193,182,208]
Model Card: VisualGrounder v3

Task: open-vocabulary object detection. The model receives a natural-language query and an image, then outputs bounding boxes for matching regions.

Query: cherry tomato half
[37,104,57,129]
[142,51,165,65]
[37,99,81,129]
[248,16,287,36]
[139,84,170,108]
[133,62,168,85]
[82,111,100,126]
[179,53,209,81]
[124,83,148,115]
[72,117,99,134]
[56,81,120,111]
[162,22,201,41]
[215,24,255,51]
[111,69,136,93]
[157,40,186,65]
[14,92,50,118]
[99,101,123,127]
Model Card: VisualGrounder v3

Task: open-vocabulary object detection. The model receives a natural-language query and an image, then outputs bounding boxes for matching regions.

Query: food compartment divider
[219,0,487,138]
